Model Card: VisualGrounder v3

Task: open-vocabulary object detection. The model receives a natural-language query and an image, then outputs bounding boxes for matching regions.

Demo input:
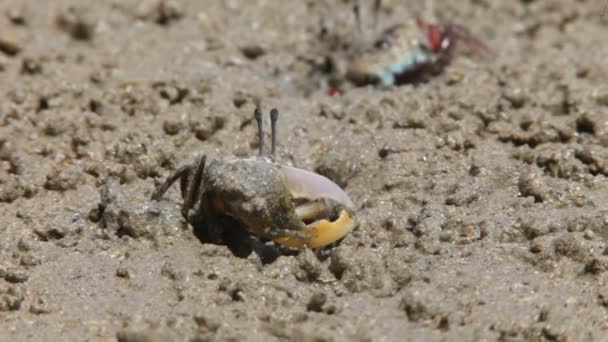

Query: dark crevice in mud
[574,150,607,177]
[576,115,596,135]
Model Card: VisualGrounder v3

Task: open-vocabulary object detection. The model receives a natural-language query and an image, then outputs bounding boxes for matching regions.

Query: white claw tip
[280,165,355,212]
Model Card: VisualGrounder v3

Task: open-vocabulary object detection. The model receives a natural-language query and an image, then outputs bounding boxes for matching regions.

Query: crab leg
[182,155,206,218]
[444,23,493,60]
[151,165,191,201]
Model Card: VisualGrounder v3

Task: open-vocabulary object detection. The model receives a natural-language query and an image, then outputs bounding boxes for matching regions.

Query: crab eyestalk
[254,107,264,156]
[270,108,279,159]
[353,0,362,34]
[353,0,383,37]
[372,0,381,31]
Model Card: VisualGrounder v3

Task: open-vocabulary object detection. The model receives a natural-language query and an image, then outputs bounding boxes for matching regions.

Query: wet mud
[1,0,607,341]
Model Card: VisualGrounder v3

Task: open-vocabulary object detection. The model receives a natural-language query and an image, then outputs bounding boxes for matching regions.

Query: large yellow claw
[274,209,356,249]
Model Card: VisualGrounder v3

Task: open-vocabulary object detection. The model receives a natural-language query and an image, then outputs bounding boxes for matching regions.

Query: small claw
[327,86,342,96]
[416,18,442,53]
[294,201,325,222]
[417,17,493,60]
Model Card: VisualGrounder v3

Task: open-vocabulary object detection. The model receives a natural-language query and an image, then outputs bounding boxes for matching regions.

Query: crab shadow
[190,214,297,264]
[392,64,443,85]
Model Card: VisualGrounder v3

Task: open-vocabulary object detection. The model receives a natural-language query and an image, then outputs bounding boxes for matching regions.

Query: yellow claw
[274,210,356,249]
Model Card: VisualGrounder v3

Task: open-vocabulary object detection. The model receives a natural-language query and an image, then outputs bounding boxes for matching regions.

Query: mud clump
[116,322,184,342]
[0,35,21,56]
[0,285,24,312]
[44,166,82,191]
[95,180,184,239]
[134,0,183,25]
[0,175,25,202]
[55,6,95,41]
[518,168,548,202]
[29,296,52,314]
[314,129,369,188]
[34,211,86,247]
[306,292,327,312]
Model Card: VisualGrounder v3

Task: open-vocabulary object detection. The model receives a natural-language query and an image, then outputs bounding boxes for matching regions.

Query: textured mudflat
[1,0,607,341]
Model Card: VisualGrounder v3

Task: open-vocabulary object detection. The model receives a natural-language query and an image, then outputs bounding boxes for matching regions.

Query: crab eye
[440,36,450,50]
[374,37,390,49]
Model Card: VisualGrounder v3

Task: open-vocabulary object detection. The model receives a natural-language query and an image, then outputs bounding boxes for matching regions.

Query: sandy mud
[1,0,607,341]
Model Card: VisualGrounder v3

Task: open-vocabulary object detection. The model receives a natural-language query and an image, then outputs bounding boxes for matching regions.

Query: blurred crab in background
[321,0,491,91]
[152,108,357,250]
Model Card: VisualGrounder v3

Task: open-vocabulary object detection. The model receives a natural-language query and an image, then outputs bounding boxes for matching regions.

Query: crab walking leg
[445,24,493,59]
[193,159,209,215]
[151,165,191,201]
[273,210,356,249]
[182,155,206,218]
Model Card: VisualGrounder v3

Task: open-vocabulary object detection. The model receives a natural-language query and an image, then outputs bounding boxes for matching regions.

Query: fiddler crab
[336,0,491,88]
[152,108,357,249]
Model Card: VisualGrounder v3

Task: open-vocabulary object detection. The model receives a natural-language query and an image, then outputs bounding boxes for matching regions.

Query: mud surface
[1,0,608,341]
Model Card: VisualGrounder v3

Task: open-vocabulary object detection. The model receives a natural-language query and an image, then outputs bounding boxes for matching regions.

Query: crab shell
[346,23,434,86]
[205,157,357,249]
[274,165,357,248]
